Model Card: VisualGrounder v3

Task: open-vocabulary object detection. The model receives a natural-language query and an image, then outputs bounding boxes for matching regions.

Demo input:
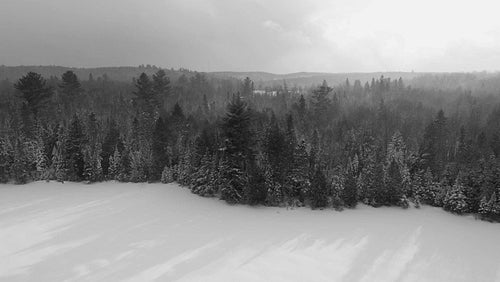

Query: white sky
[0,0,499,73]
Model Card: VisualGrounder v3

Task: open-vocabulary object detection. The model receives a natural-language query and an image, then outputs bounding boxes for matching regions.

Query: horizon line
[1,65,500,76]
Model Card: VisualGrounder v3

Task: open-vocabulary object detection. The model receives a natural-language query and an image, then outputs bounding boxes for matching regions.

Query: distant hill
[210,71,426,88]
[0,66,422,86]
[1,65,499,90]
[0,65,189,83]
[202,70,500,90]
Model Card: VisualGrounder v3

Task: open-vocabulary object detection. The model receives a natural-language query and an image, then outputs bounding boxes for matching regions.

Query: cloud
[263,20,283,33]
[0,0,499,72]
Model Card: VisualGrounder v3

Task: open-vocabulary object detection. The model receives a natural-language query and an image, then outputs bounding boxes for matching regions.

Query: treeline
[1,69,500,222]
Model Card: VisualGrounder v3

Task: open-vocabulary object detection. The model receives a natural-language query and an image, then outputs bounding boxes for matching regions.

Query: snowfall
[1,182,500,282]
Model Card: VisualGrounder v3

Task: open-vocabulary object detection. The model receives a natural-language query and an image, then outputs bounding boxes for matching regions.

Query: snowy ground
[1,182,500,282]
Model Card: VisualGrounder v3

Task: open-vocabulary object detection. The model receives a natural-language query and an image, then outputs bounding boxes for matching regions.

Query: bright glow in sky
[0,0,499,73]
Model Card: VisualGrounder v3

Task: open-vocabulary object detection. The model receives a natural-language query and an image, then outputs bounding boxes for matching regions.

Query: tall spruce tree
[14,72,52,117]
[310,168,328,209]
[133,73,157,141]
[59,71,82,113]
[419,110,448,177]
[264,113,287,193]
[152,69,170,97]
[152,69,170,111]
[311,80,332,129]
[245,160,267,205]
[342,168,358,208]
[443,177,468,214]
[386,158,405,206]
[220,94,253,204]
[108,147,120,180]
[151,117,170,180]
[12,138,30,184]
[52,141,66,182]
[286,140,310,204]
[59,71,82,97]
[65,115,86,181]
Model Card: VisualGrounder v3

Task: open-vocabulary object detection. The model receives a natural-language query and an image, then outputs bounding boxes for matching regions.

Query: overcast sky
[1,0,499,73]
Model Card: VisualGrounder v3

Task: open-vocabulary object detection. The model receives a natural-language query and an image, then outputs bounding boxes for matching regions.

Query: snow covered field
[1,182,500,282]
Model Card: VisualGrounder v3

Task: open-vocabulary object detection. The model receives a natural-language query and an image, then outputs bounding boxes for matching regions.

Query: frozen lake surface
[1,181,500,282]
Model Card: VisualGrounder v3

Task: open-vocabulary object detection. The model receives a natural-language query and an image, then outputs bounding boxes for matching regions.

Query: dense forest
[1,68,500,222]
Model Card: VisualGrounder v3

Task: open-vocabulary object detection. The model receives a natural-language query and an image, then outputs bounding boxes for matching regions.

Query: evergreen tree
[387,131,411,194]
[461,166,483,213]
[108,147,120,180]
[311,80,332,129]
[83,148,94,182]
[59,71,82,112]
[117,147,131,182]
[11,138,30,184]
[342,168,358,208]
[456,126,474,166]
[129,151,143,183]
[219,157,247,204]
[14,72,52,117]
[161,165,175,184]
[419,110,448,177]
[152,69,170,97]
[219,94,254,204]
[265,167,282,206]
[52,141,66,182]
[284,114,297,172]
[386,158,405,206]
[479,193,500,219]
[286,140,310,204]
[331,174,344,210]
[410,171,423,207]
[371,149,387,206]
[133,73,155,108]
[285,113,297,147]
[33,127,49,180]
[417,168,436,205]
[176,144,193,186]
[245,160,267,205]
[20,103,35,138]
[59,71,82,97]
[264,114,287,183]
[223,95,254,163]
[83,145,102,183]
[191,154,215,196]
[358,162,374,205]
[85,113,100,148]
[358,143,379,206]
[310,168,328,209]
[151,117,170,181]
[296,95,307,120]
[65,115,86,181]
[129,148,150,183]
[133,73,157,140]
[172,102,185,121]
[443,177,468,214]
[309,130,320,177]
[263,114,288,205]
